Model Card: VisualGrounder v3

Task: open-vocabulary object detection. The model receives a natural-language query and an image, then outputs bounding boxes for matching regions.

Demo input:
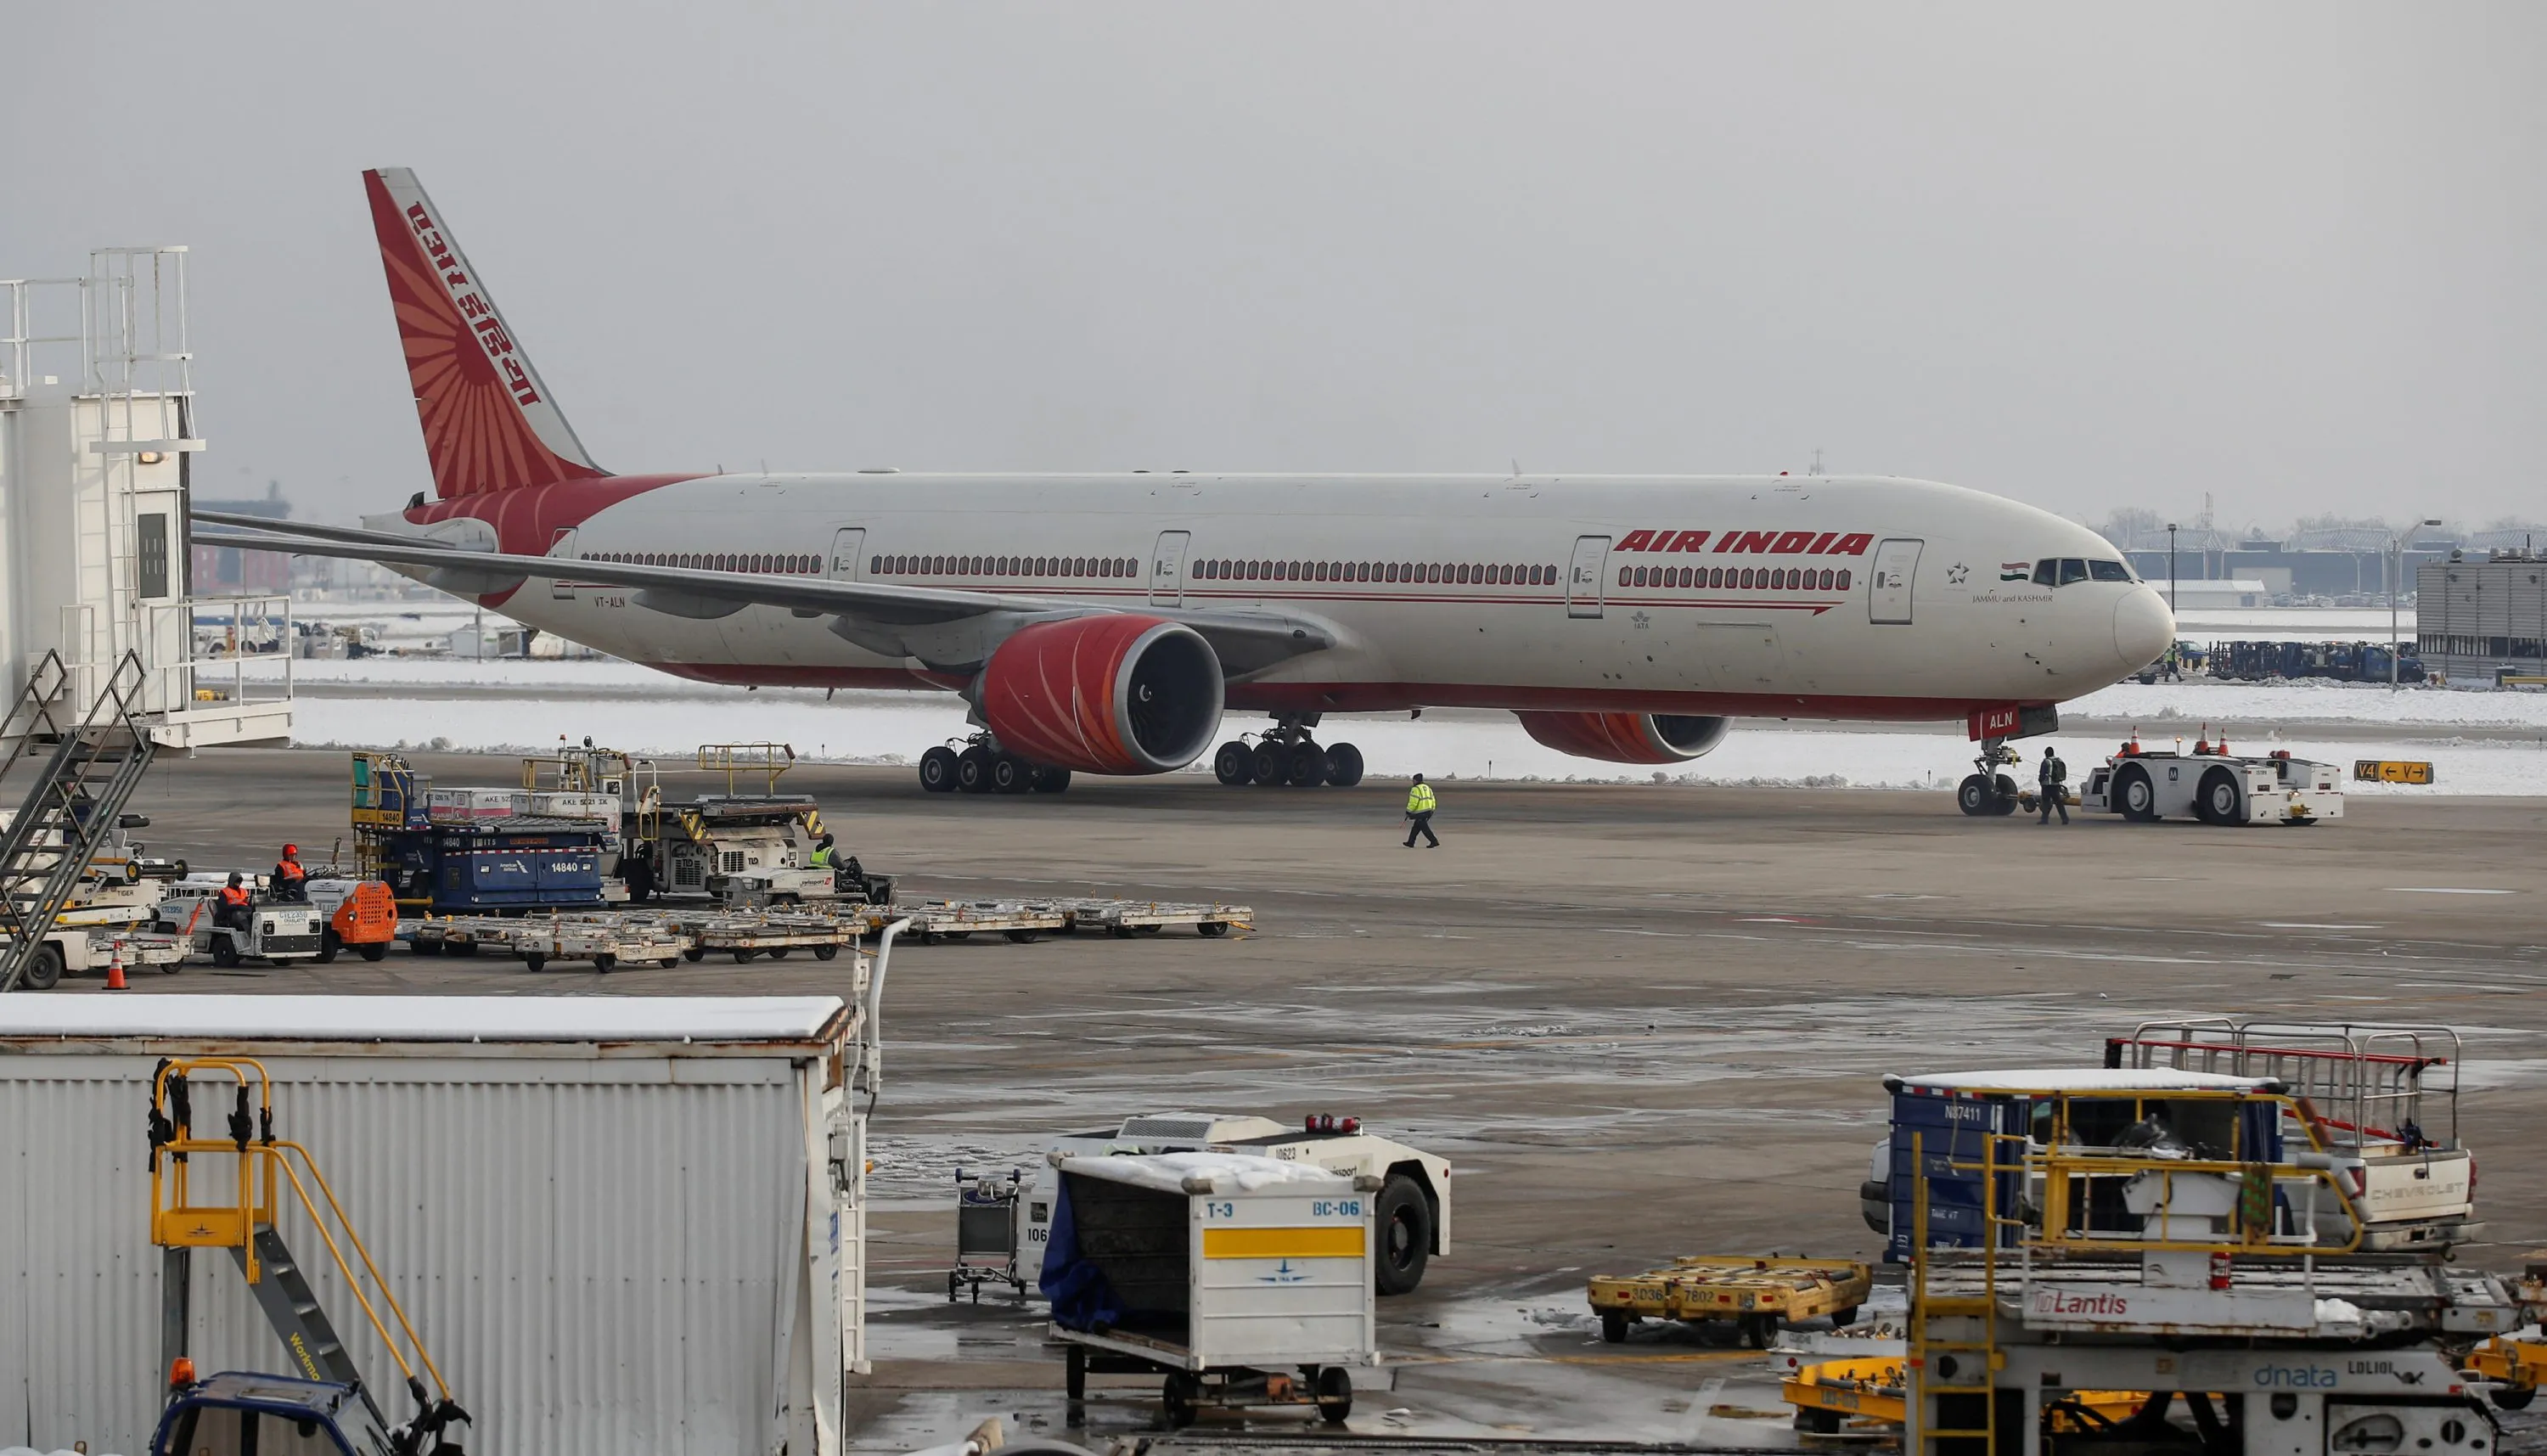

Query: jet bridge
[3,245,294,750]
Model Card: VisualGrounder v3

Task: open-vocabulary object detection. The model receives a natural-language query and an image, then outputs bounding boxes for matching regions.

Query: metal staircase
[230,1223,368,1392]
[1909,1127,2023,1456]
[149,1057,469,1450]
[0,649,156,992]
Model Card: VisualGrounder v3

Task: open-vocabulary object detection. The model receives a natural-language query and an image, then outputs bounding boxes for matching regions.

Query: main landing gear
[1955,739,2023,817]
[1212,720,1365,789]
[917,735,1073,795]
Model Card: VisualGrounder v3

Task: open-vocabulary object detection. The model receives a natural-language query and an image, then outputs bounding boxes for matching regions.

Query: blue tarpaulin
[1038,1172,1124,1332]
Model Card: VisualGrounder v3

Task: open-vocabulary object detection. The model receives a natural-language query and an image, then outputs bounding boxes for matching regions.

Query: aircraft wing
[190,518,1335,675]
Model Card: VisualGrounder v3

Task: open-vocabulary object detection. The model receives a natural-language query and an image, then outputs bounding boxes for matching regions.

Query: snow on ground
[2067,677,2547,729]
[287,694,2547,795]
[250,655,2547,729]
[2171,608,2414,637]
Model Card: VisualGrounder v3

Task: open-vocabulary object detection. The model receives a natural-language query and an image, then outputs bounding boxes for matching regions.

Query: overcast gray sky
[10,3,2541,530]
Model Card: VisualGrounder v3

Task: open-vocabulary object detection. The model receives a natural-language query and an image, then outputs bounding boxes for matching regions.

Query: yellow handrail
[697,741,795,795]
[147,1057,453,1401]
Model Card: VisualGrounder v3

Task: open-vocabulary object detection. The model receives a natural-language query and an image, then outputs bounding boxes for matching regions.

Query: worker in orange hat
[270,844,309,902]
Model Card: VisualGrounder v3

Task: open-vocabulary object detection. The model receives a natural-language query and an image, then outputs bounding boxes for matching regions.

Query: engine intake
[1515,711,1731,764]
[980,616,1224,774]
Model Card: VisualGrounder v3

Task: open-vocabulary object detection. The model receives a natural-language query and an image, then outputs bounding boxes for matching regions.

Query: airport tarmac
[86,749,2547,1447]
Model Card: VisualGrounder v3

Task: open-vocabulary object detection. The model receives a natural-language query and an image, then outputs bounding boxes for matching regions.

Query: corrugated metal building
[2417,554,2547,679]
[0,994,869,1455]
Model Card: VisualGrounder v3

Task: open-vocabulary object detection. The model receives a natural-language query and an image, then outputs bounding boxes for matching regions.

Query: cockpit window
[2033,557,2111,587]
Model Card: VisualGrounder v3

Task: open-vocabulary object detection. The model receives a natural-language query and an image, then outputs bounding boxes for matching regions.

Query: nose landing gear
[918,734,1073,795]
[1213,719,1365,788]
[1955,739,2022,817]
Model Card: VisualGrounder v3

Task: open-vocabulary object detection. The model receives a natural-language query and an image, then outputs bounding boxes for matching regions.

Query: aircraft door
[827,527,867,581]
[1869,538,1922,625]
[1567,536,1611,619]
[1150,531,1190,608]
[548,527,580,599]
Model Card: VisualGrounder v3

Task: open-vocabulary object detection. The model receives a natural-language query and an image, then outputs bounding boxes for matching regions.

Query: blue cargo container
[373,818,608,913]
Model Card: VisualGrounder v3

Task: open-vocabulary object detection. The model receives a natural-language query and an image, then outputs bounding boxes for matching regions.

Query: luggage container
[1043,1150,1375,1428]
[0,992,874,1456]
[423,787,515,824]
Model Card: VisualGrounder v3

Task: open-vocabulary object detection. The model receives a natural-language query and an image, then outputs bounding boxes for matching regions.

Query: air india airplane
[199,167,2175,811]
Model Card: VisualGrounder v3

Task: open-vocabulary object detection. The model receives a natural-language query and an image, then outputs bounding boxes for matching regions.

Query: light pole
[2390,517,2443,689]
[2166,523,2179,614]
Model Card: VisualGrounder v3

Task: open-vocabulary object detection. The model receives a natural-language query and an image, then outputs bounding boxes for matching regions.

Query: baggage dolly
[1044,1150,1375,1429]
[947,1167,1028,1301]
[1588,1255,1873,1346]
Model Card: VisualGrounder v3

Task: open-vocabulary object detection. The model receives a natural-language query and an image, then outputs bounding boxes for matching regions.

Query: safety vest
[809,846,833,869]
[275,861,305,885]
[1405,783,1437,814]
[219,885,250,908]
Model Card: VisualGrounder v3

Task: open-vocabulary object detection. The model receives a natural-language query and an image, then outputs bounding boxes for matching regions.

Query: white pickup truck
[1018,1112,1452,1294]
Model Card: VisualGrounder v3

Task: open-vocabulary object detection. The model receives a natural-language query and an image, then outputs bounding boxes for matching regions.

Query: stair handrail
[148,1057,456,1403]
[0,652,155,992]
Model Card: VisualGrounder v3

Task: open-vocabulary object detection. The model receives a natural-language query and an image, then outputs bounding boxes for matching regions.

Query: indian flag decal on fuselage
[2000,562,2032,581]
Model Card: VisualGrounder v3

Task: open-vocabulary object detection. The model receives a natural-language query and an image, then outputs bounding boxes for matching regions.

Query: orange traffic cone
[104,941,129,991]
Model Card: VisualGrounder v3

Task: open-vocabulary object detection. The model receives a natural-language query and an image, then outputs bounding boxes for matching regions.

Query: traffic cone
[104,942,129,991]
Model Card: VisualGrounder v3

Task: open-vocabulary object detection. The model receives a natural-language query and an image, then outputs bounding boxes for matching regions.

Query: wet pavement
[93,752,2547,1450]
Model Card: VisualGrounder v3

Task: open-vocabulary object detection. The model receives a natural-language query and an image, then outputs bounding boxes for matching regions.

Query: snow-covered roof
[1890,1068,2282,1093]
[1055,1150,1353,1195]
[0,994,849,1046]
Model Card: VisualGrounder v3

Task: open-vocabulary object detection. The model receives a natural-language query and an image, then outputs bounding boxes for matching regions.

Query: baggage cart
[1052,898,1253,938]
[1044,1150,1375,1428]
[675,909,858,963]
[1588,1255,1872,1346]
[947,1167,1028,1301]
[885,900,1069,945]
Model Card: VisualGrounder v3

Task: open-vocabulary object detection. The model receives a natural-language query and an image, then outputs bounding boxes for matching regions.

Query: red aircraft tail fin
[363,167,606,499]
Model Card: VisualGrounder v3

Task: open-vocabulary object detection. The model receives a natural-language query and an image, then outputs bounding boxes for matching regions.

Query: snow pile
[2070,677,2547,729]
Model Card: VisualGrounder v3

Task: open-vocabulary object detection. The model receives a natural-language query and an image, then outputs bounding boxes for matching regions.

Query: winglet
[363,167,606,498]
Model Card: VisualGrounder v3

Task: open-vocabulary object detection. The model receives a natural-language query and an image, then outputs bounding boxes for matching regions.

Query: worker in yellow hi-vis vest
[1403,774,1440,848]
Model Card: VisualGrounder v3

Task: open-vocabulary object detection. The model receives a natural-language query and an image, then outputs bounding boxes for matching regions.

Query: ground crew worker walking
[2037,746,2070,825]
[270,844,308,901]
[1403,774,1440,848]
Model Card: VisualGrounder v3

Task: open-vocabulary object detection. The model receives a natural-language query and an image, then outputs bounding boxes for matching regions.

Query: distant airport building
[2417,551,2547,681]
[191,480,292,592]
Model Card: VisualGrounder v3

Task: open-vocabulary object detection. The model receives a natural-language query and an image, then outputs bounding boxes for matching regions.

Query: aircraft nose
[2113,586,2175,670]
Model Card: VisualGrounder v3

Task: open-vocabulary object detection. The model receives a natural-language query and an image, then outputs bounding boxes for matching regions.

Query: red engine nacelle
[1515,711,1732,764]
[979,616,1225,774]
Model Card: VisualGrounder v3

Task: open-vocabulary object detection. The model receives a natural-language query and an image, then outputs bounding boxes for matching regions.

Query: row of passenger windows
[1197,559,1554,586]
[582,550,821,573]
[1622,565,1851,591]
[570,549,1866,596]
[2038,558,2136,586]
[877,554,1139,579]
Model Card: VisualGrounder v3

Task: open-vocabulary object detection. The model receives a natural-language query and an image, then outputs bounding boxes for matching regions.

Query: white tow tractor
[2078,734,2342,826]
[0,814,189,988]
[154,874,329,967]
[1019,1111,1451,1295]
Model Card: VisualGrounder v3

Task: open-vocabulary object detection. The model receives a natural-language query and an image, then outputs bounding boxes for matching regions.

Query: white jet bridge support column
[1,246,292,748]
